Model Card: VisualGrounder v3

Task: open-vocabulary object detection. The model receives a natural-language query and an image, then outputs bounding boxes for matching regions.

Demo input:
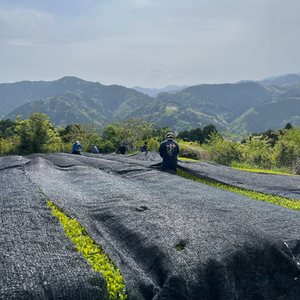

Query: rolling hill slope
[0,76,93,118]
[230,88,300,136]
[3,76,300,134]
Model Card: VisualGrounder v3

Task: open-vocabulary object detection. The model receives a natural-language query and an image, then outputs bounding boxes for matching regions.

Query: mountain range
[1,74,300,137]
[131,85,189,97]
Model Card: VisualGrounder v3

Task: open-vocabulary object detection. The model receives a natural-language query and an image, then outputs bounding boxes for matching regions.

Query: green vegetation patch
[232,166,299,176]
[178,157,198,161]
[175,241,186,251]
[177,169,300,211]
[46,199,127,300]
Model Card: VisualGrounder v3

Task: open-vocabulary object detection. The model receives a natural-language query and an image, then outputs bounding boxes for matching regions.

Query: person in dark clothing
[159,132,179,173]
[141,141,148,152]
[72,141,83,155]
[115,142,127,155]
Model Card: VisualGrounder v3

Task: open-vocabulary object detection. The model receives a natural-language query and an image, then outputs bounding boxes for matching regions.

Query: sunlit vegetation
[177,169,300,211]
[1,112,300,176]
[45,198,127,300]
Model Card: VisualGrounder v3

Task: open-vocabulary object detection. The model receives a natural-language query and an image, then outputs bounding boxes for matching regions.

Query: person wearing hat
[91,144,99,154]
[141,141,148,152]
[72,140,83,155]
[159,132,179,173]
[115,142,127,155]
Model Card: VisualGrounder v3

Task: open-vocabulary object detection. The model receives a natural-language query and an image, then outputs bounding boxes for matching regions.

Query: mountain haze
[238,73,300,86]
[132,85,189,97]
[2,75,300,136]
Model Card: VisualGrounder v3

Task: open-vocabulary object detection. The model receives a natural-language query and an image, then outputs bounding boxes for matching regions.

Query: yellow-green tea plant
[44,196,127,300]
[177,169,300,211]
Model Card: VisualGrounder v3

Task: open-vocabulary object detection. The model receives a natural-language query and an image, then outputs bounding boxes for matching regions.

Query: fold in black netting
[0,156,109,300]
[14,152,300,300]
[177,160,300,200]
[54,151,300,199]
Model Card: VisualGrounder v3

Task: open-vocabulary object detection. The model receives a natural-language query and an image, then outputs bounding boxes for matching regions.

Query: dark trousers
[72,151,81,155]
[162,165,177,173]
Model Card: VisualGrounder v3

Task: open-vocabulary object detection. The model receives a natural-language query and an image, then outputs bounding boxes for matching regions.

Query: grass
[178,157,299,176]
[230,161,296,176]
[177,169,300,211]
[41,191,127,300]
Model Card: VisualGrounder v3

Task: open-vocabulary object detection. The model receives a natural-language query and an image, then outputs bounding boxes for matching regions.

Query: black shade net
[0,156,108,300]
[2,151,298,300]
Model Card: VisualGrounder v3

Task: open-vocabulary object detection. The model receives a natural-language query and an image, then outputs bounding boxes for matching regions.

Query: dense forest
[1,112,300,175]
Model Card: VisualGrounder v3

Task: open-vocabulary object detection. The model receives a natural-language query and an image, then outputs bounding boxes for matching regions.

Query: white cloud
[1,0,300,87]
[0,7,55,46]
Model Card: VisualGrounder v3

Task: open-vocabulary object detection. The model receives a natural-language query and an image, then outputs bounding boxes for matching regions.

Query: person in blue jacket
[91,144,99,154]
[159,132,179,173]
[72,140,83,155]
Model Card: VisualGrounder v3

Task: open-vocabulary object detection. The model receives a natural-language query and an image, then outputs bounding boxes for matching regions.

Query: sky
[0,0,300,88]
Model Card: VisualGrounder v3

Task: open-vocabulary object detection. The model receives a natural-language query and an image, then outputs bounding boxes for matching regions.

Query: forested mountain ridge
[237,73,300,86]
[231,86,300,136]
[0,76,93,118]
[170,82,282,123]
[5,83,153,128]
[2,76,300,135]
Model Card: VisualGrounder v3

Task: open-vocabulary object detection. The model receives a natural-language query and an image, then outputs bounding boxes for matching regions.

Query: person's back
[91,144,99,154]
[159,132,179,172]
[141,142,148,152]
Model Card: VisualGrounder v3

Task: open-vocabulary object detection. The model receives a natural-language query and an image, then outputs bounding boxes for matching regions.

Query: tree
[203,124,218,142]
[15,113,62,155]
[0,119,16,138]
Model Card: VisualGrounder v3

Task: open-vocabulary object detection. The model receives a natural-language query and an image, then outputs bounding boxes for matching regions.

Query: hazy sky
[1,0,299,88]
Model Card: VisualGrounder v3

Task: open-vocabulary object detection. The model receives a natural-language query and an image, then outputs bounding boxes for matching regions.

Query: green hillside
[231,89,300,136]
[0,76,93,118]
[5,85,153,128]
[128,96,229,132]
[3,76,300,135]
[170,82,282,123]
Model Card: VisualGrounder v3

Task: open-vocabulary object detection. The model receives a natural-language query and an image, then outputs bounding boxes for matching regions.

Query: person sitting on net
[91,144,99,154]
[115,142,127,155]
[159,132,179,173]
[72,140,83,155]
[141,141,148,152]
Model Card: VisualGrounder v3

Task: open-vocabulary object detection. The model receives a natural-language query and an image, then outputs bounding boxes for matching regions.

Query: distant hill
[230,86,300,136]
[167,82,282,123]
[238,73,300,86]
[0,76,94,119]
[2,76,300,135]
[132,85,189,97]
[5,82,153,128]
[127,94,230,133]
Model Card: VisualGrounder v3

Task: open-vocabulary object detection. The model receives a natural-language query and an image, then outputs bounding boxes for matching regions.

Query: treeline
[200,123,300,174]
[177,124,218,144]
[0,113,173,156]
[1,113,300,175]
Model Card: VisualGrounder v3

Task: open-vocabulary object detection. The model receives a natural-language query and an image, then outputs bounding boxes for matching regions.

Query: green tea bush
[46,199,127,300]
[202,134,243,166]
[177,169,300,211]
[178,140,211,160]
